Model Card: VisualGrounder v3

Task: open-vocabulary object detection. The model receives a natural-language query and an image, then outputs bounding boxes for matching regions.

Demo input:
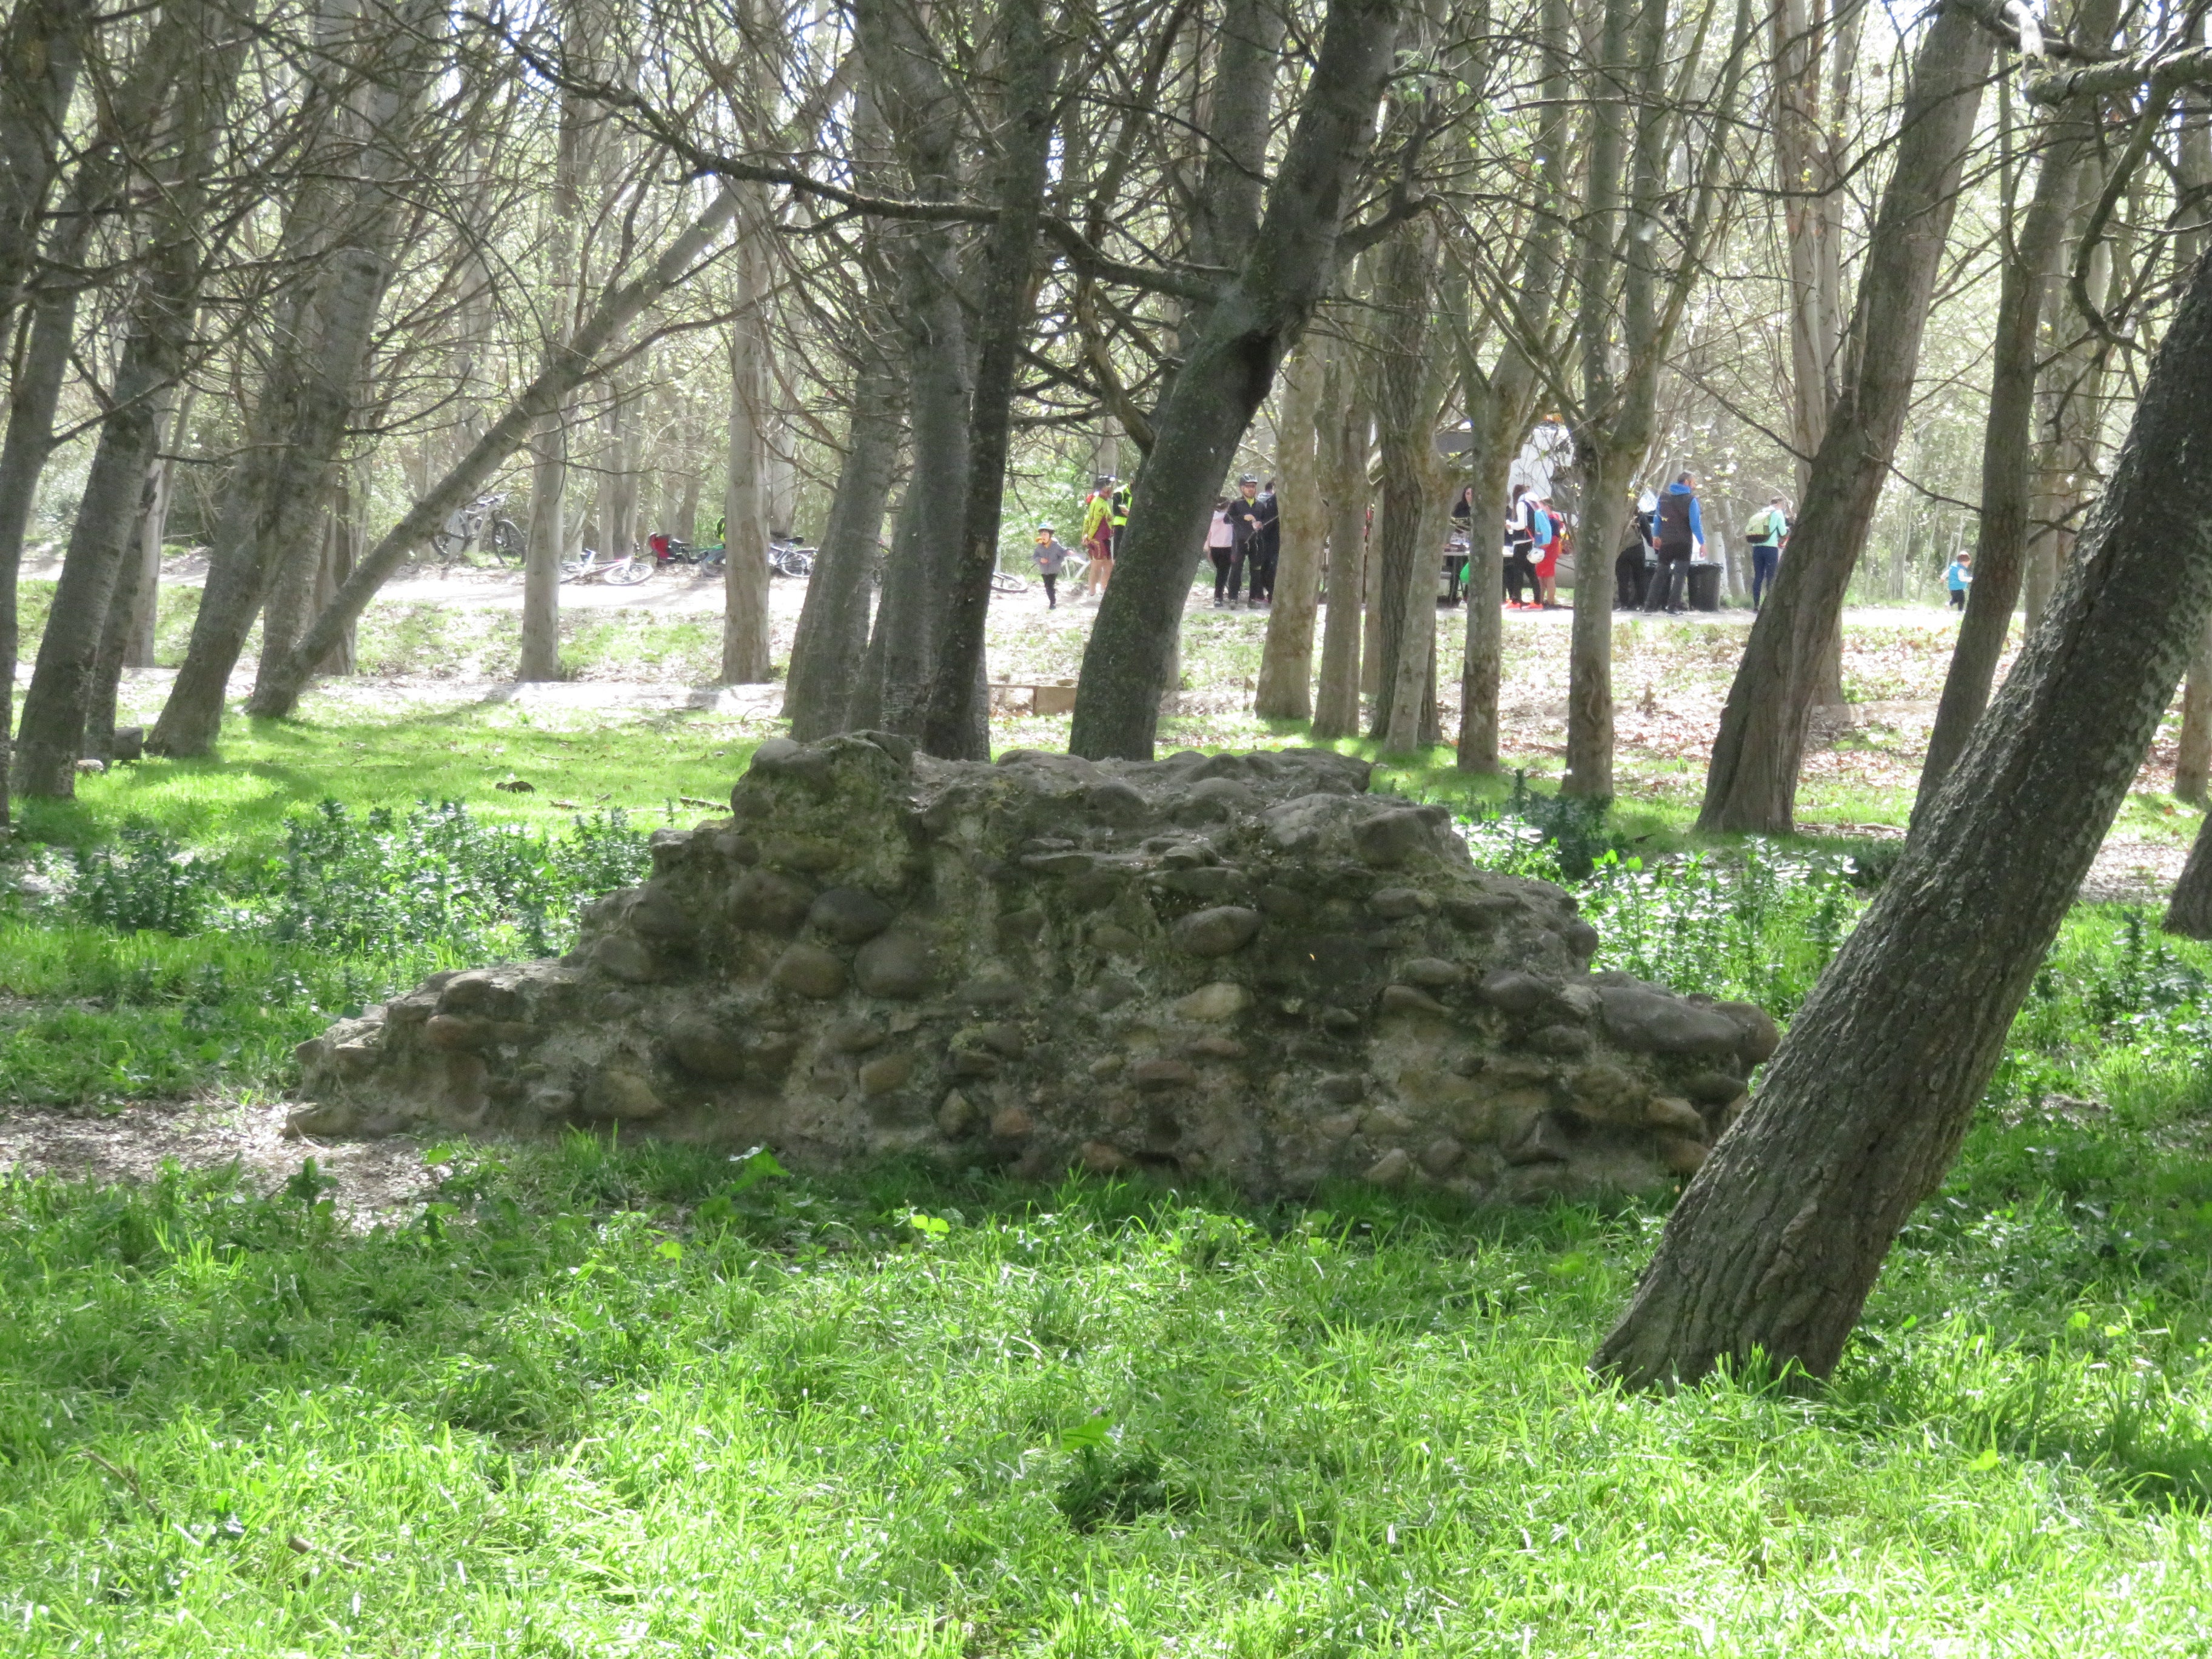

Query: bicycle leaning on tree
[430,493,525,566]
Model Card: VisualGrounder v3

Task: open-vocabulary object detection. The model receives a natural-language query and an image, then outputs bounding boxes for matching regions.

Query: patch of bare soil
[0,1099,444,1228]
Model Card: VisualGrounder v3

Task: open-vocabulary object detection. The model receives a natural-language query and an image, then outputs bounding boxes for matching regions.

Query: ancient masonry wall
[293,736,1774,1201]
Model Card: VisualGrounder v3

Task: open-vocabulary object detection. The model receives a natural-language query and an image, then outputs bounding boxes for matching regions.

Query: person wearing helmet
[1033,524,1068,609]
[1228,475,1267,608]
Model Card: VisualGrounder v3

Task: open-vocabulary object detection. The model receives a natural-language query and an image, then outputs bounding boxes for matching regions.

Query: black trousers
[1644,551,1691,611]
[1210,549,1233,600]
[1249,548,1278,601]
[1504,551,1535,604]
[1228,541,1258,601]
[1615,547,1650,610]
[1042,572,1057,607]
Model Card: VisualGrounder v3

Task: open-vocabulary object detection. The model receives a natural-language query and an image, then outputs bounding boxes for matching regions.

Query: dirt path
[0,1098,438,1227]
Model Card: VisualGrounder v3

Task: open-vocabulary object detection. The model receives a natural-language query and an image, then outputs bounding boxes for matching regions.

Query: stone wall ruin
[292,736,1775,1201]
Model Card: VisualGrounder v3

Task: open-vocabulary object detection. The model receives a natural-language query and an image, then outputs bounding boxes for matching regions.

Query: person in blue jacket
[1643,472,1704,614]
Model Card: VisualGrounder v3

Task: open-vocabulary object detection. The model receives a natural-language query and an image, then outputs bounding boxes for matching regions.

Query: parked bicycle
[432,493,524,566]
[770,538,816,577]
[560,546,653,586]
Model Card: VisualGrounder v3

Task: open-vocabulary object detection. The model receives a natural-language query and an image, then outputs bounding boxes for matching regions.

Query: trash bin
[1687,561,1723,612]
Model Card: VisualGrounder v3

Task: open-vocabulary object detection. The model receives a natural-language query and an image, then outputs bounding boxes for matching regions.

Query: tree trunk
[1370,218,1447,750]
[920,0,1057,759]
[313,471,359,674]
[1067,0,1401,760]
[1914,0,2119,816]
[520,413,566,679]
[17,1,240,796]
[1595,241,2212,1390]
[785,338,902,740]
[722,203,775,685]
[1311,337,1369,740]
[2165,808,2212,939]
[1254,343,1325,719]
[156,0,443,745]
[2180,629,2212,805]
[247,178,753,718]
[0,0,87,330]
[85,389,176,756]
[1696,3,1991,833]
[124,384,187,668]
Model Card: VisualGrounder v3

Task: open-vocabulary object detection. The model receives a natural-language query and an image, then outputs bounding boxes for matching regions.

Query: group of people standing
[1612,475,1792,613]
[1207,475,1279,607]
[1029,474,1129,610]
[1504,486,1567,609]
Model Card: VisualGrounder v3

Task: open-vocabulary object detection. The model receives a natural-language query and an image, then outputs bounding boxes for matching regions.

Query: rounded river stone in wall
[1169,905,1262,957]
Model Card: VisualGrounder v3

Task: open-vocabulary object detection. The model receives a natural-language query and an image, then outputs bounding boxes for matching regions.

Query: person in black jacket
[1229,475,1274,608]
[1615,495,1655,610]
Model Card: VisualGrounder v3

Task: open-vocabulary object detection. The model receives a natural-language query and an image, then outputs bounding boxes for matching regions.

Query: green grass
[16,702,762,855]
[5,1113,2212,1655]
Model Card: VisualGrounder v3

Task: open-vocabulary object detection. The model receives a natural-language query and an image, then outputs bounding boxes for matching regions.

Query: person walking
[1228,474,1267,608]
[1249,477,1281,603]
[1033,524,1068,609]
[1747,494,1788,609]
[1532,497,1563,609]
[1082,475,1117,599]
[1644,471,1703,614]
[1206,498,1235,605]
[1945,549,1972,610]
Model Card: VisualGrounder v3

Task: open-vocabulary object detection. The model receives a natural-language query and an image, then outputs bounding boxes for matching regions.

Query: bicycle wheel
[607,555,654,586]
[488,518,525,566]
[990,569,1029,595]
[560,558,594,583]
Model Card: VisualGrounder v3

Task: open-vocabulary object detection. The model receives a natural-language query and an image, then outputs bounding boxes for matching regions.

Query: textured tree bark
[1254,344,1326,719]
[0,4,191,819]
[519,414,566,680]
[86,390,176,757]
[122,385,187,669]
[2178,621,2212,804]
[1697,3,1991,833]
[0,0,87,329]
[853,0,970,737]
[1771,0,1855,504]
[1596,243,2212,1390]
[784,340,902,740]
[1310,336,1369,740]
[1068,0,1400,760]
[920,0,1057,758]
[17,1,240,796]
[1370,218,1448,750]
[2165,810,2212,939]
[722,203,775,685]
[1915,0,2120,817]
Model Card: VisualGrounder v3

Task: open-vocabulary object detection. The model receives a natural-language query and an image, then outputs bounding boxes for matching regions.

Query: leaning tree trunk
[85,390,176,756]
[1914,0,2120,817]
[1696,1,1991,834]
[1068,0,1400,760]
[1595,241,2212,1389]
[783,336,903,740]
[247,181,751,719]
[1254,344,1326,719]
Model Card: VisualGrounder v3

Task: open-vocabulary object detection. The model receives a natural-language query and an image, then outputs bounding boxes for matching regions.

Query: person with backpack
[1504,487,1543,609]
[1081,476,1116,598]
[1747,494,1788,609]
[1643,471,1704,614]
[1528,497,1563,608]
[1033,525,1068,609]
